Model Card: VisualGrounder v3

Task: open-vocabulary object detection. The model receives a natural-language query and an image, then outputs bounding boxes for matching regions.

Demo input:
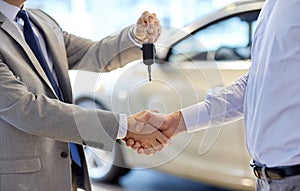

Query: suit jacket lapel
[27,10,73,103]
[0,12,58,99]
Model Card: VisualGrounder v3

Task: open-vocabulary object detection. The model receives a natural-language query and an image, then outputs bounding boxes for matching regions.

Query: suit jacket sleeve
[31,9,142,72]
[0,9,143,151]
[64,26,141,72]
[0,53,118,151]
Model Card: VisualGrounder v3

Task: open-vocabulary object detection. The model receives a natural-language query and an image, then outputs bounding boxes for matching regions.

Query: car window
[168,11,259,62]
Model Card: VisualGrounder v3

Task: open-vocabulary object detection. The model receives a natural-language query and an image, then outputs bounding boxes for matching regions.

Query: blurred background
[26,0,239,40]
[24,1,253,191]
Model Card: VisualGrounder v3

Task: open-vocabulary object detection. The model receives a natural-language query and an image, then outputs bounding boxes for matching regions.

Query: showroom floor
[91,170,233,191]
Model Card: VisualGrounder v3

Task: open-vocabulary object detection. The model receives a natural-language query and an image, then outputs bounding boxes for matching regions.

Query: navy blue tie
[17,10,82,167]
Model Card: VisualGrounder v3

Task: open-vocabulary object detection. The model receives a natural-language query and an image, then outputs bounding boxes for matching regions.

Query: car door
[161,10,259,187]
[104,7,263,191]
[121,10,259,190]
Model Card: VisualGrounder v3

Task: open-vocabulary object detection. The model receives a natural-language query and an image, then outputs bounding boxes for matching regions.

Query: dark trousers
[256,174,300,191]
[72,146,91,191]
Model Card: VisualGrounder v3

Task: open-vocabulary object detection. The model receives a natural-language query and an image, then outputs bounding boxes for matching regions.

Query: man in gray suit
[0,0,167,190]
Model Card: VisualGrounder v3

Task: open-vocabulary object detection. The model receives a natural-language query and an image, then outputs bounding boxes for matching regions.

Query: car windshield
[25,0,241,41]
[168,11,259,62]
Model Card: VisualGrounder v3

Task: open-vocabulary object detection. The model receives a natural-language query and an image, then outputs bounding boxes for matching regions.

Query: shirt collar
[0,0,22,22]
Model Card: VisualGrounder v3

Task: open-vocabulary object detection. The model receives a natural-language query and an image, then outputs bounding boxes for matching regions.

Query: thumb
[144,112,167,130]
[134,110,159,133]
[133,120,144,133]
[132,110,154,133]
[136,111,152,123]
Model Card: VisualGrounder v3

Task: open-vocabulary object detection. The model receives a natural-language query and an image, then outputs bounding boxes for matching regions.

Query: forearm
[65,25,141,72]
[2,93,119,150]
[167,111,188,136]
[181,74,248,132]
[0,62,119,151]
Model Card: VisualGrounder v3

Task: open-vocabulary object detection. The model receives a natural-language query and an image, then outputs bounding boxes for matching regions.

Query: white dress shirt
[0,0,129,139]
[182,0,300,167]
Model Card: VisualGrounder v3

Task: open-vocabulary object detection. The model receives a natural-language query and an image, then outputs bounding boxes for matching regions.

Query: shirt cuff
[180,102,210,133]
[128,25,143,48]
[117,114,128,139]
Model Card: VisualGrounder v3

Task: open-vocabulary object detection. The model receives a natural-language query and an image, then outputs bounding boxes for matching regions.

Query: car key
[142,43,156,81]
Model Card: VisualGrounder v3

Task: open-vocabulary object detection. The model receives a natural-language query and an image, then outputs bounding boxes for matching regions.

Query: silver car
[70,1,264,190]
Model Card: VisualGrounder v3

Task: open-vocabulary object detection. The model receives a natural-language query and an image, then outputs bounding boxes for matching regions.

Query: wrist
[171,111,187,134]
[117,114,128,139]
[130,25,148,44]
[127,116,135,133]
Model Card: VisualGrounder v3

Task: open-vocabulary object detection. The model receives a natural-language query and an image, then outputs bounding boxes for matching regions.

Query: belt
[250,160,300,180]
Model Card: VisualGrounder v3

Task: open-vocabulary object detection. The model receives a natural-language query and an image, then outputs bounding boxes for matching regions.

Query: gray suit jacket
[0,8,141,191]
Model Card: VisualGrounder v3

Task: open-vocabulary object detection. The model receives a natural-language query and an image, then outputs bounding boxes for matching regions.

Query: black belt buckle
[252,166,261,179]
[250,160,284,180]
[250,162,262,179]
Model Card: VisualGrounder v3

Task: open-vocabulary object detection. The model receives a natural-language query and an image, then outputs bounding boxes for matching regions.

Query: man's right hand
[124,110,188,155]
[137,111,187,138]
[122,111,170,155]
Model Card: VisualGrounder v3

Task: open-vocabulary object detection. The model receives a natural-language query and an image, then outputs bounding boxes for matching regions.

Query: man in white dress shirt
[125,0,300,190]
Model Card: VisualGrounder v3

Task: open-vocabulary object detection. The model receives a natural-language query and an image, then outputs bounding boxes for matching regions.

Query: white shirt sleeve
[181,102,210,132]
[181,74,248,133]
[127,25,142,48]
[117,114,128,139]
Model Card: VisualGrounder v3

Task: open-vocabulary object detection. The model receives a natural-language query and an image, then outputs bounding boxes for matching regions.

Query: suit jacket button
[61,152,68,158]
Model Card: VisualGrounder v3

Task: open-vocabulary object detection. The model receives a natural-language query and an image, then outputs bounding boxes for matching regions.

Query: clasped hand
[123,110,187,155]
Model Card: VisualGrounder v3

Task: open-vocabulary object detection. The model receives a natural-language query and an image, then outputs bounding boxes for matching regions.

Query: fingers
[145,13,156,34]
[137,122,168,135]
[129,131,168,155]
[129,110,149,133]
[147,147,156,155]
[148,112,167,129]
[137,147,144,155]
[134,11,161,43]
[132,110,165,134]
[133,120,144,133]
[144,141,164,155]
[124,138,164,155]
[125,111,173,156]
[140,11,159,30]
[132,112,154,133]
[125,138,135,147]
[136,111,166,129]
[130,110,152,133]
[150,141,164,152]
[144,12,161,42]
[136,111,152,123]
[131,141,141,151]
[155,130,170,145]
[130,143,163,156]
[123,137,144,153]
[143,148,152,156]
[124,138,142,151]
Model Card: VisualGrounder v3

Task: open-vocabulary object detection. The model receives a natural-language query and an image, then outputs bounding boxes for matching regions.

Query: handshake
[123,110,187,155]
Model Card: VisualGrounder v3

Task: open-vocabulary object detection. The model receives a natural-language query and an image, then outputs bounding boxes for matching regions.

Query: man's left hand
[132,11,161,43]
